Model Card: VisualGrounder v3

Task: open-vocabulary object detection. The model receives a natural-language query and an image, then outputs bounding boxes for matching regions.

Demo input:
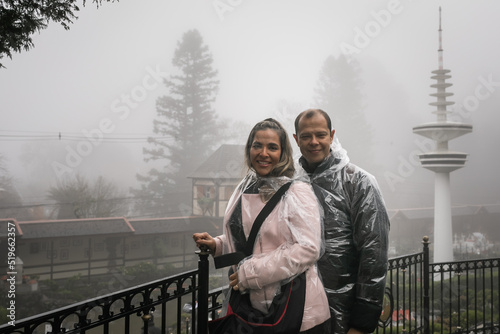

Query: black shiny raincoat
[298,148,390,334]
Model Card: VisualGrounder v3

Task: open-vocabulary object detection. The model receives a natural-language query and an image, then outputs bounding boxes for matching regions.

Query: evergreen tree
[314,54,376,172]
[132,29,221,217]
[0,0,114,68]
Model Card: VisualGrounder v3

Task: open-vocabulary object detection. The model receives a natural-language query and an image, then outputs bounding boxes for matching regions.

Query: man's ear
[293,133,299,146]
[330,129,335,144]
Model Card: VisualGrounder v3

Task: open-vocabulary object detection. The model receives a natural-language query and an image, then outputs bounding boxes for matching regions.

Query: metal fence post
[422,236,430,334]
[196,247,210,334]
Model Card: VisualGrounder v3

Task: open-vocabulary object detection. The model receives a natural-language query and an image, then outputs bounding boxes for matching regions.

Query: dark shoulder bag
[209,181,307,334]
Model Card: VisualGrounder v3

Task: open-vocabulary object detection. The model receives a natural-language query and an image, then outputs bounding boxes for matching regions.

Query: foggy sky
[0,0,499,211]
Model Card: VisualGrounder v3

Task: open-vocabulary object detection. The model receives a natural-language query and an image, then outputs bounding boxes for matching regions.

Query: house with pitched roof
[188,144,245,217]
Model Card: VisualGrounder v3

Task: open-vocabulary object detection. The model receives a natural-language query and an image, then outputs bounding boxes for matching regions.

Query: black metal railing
[1,237,499,334]
[429,258,500,334]
[0,249,217,334]
[376,237,499,334]
[376,236,428,334]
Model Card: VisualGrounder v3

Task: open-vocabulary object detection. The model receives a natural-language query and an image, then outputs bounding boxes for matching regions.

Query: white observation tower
[413,7,473,263]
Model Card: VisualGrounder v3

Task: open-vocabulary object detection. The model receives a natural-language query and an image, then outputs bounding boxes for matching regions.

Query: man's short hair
[294,109,332,134]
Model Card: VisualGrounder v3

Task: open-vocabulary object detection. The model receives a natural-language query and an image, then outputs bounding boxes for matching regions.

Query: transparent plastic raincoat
[297,139,390,333]
[213,171,331,332]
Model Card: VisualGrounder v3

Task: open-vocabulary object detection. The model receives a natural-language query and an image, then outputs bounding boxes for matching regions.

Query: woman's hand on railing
[193,232,216,254]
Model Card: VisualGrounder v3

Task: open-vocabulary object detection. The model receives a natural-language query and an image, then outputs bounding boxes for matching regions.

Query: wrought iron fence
[376,237,499,334]
[0,250,214,334]
[429,258,500,334]
[1,238,499,334]
[376,237,428,334]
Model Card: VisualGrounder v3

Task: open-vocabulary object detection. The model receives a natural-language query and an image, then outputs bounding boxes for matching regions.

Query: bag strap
[243,181,292,256]
[214,181,292,269]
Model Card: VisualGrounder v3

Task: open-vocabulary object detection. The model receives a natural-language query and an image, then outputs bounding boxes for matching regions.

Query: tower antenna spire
[438,7,443,69]
[413,6,473,263]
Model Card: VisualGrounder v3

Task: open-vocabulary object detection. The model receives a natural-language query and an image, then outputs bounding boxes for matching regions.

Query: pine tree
[0,0,113,68]
[314,54,376,172]
[133,29,221,217]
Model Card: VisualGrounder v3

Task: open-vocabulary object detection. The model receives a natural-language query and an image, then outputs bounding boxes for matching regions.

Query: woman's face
[249,129,281,176]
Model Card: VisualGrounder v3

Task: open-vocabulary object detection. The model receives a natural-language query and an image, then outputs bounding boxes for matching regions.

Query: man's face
[294,113,334,168]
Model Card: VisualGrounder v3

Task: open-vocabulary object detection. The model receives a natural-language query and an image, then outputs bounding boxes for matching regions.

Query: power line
[0,130,175,143]
[0,129,155,135]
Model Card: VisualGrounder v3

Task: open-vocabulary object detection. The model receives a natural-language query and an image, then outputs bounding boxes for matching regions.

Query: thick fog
[1,0,499,213]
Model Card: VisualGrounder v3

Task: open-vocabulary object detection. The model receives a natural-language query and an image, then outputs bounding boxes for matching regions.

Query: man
[293,108,390,334]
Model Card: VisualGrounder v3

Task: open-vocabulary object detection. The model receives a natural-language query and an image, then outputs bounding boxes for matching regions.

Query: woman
[193,118,330,333]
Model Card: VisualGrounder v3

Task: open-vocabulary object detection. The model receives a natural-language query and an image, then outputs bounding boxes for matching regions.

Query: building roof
[0,218,22,237]
[386,209,398,220]
[129,216,222,235]
[390,204,500,220]
[398,207,435,220]
[18,217,134,239]
[451,206,478,216]
[188,144,245,180]
[480,204,500,214]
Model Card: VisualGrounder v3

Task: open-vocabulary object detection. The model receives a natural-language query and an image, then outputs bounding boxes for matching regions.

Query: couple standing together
[193,109,390,334]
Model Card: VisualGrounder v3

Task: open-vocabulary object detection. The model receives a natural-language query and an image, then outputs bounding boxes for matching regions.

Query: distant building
[0,215,222,281]
[388,204,500,257]
[188,144,245,217]
[12,217,134,280]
